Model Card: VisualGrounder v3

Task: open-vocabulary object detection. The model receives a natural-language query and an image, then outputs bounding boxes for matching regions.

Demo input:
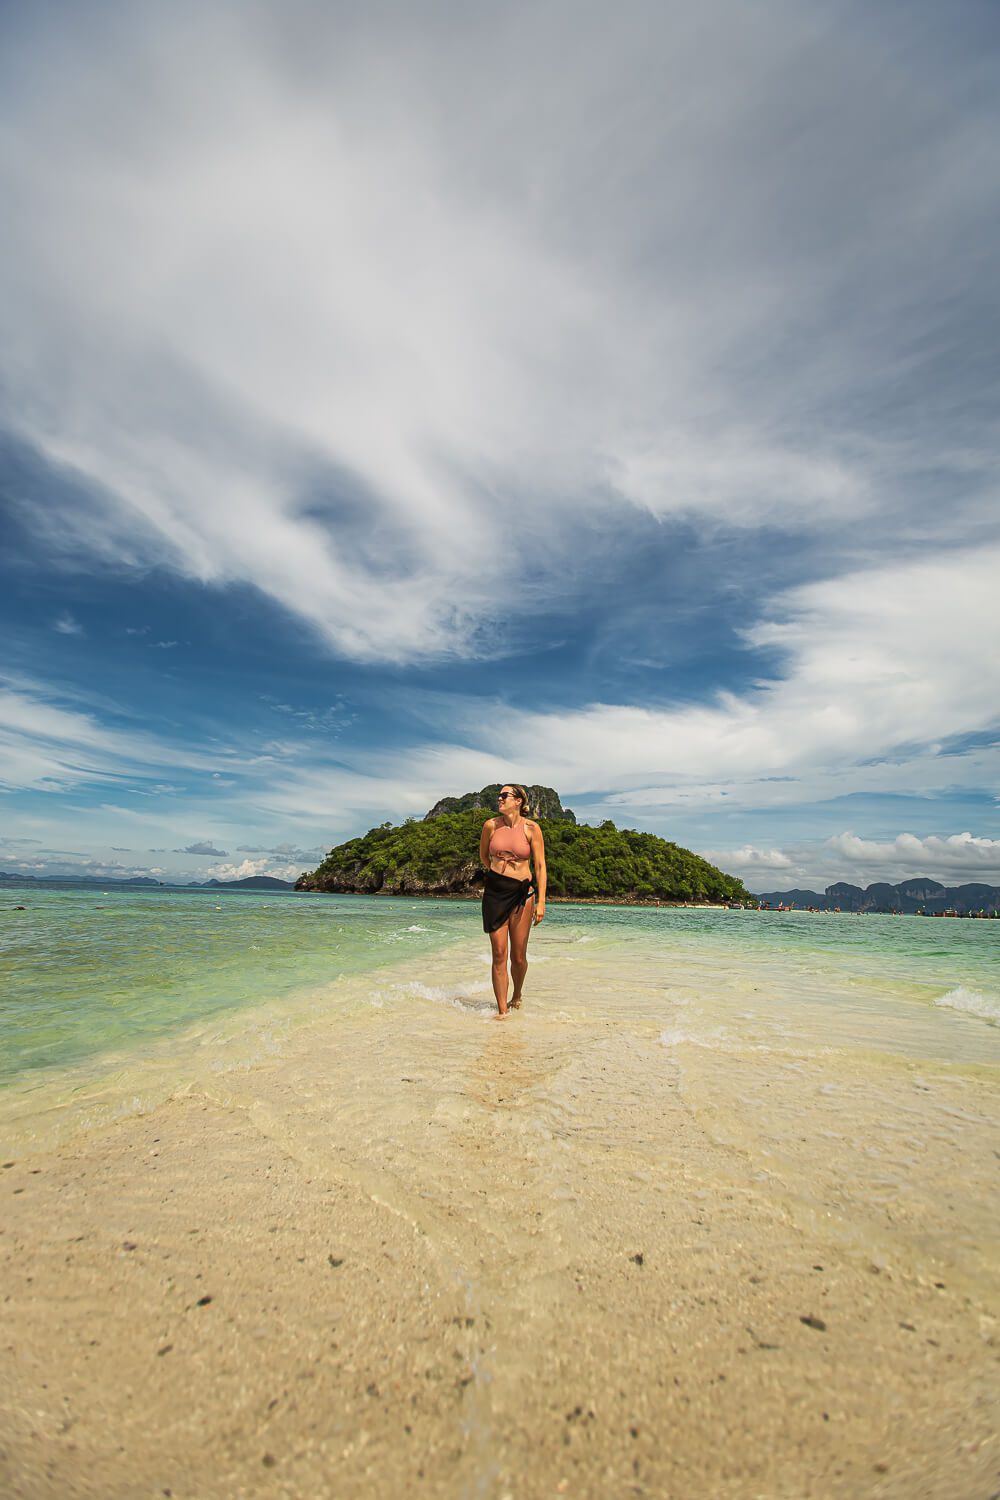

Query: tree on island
[296,787,750,904]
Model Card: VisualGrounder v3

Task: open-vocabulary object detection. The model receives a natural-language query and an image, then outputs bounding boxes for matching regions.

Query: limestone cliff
[424,785,575,822]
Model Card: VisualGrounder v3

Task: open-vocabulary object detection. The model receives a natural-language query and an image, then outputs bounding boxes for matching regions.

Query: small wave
[395,979,495,1016]
[659,1025,730,1049]
[934,987,1000,1023]
[382,925,432,941]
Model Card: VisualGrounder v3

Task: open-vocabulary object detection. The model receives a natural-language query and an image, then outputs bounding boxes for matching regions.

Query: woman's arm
[479,817,496,869]
[529,822,547,921]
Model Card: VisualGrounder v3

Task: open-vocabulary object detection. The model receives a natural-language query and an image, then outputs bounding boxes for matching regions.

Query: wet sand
[1,935,998,1498]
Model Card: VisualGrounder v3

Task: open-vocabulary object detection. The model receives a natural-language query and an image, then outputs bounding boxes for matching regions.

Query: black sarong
[482,870,535,933]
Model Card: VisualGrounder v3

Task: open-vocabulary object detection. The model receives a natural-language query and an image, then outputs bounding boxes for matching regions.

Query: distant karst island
[0,872,294,892]
[756,878,1000,916]
[295,785,751,905]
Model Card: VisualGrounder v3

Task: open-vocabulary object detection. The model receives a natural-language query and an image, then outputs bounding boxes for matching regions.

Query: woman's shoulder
[483,815,499,831]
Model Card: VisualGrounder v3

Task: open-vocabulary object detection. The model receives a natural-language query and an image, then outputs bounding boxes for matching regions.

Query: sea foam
[934,987,1000,1023]
[394,978,495,1017]
[659,1025,730,1049]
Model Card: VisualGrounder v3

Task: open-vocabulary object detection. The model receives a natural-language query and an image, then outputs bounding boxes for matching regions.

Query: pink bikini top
[489,821,531,865]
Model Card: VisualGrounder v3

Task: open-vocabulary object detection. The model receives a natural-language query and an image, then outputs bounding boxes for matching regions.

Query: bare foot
[510,996,522,1009]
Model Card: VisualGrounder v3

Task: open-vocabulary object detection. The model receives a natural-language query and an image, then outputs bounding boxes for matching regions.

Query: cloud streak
[0,675,234,793]
[476,545,1000,808]
[3,1,997,663]
[1,1,998,889]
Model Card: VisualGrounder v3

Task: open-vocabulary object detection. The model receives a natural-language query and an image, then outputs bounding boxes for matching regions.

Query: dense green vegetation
[538,819,749,902]
[297,809,750,904]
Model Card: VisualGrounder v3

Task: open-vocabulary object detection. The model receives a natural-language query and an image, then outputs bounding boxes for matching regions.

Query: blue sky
[2,0,999,890]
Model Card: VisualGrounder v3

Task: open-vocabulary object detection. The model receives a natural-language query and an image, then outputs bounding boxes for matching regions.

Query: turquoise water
[0,888,472,1082]
[2,888,997,1087]
[2,887,998,1303]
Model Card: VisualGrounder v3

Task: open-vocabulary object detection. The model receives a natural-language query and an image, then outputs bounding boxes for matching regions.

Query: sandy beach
[2,915,998,1500]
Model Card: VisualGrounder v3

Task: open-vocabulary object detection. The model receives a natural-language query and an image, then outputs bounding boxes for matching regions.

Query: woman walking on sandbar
[480,783,546,1016]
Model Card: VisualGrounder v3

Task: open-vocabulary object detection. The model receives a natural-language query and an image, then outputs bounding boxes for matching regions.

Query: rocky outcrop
[424,785,576,823]
[301,858,484,897]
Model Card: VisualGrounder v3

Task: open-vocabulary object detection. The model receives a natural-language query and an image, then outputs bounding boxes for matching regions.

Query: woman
[479,783,547,1015]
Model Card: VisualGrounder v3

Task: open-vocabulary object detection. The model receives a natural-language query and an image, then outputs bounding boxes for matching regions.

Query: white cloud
[235,543,1000,834]
[53,613,83,636]
[2,1,995,661]
[701,845,794,875]
[825,831,1000,883]
[697,831,1000,893]
[204,856,300,883]
[221,541,1000,856]
[465,545,1000,809]
[178,840,228,856]
[7,532,997,879]
[1,3,997,884]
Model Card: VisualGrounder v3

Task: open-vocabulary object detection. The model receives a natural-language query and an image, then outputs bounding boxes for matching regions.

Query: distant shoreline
[293,888,738,909]
[5,881,997,917]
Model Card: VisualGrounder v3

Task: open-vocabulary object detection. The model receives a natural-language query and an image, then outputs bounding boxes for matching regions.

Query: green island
[296,785,751,905]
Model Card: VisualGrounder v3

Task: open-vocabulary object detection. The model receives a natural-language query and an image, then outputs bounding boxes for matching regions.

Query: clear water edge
[1,888,997,1310]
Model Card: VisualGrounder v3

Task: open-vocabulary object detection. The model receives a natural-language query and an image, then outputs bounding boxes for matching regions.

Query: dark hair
[501,782,531,817]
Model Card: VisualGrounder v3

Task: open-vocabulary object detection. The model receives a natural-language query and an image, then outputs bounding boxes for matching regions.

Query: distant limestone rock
[756,887,829,907]
[824,882,865,906]
[424,785,576,823]
[897,878,945,900]
[756,877,1000,914]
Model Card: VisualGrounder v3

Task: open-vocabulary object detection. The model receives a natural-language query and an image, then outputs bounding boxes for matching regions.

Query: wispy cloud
[0,852,166,880]
[0,674,237,793]
[472,545,1000,811]
[236,842,325,862]
[2,1,996,663]
[260,696,357,737]
[1,1,998,887]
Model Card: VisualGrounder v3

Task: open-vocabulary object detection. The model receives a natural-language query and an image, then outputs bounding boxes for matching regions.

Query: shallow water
[2,890,997,1309]
[0,888,472,1080]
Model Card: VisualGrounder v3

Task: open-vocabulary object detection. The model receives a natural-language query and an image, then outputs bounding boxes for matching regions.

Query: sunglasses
[497,791,520,802]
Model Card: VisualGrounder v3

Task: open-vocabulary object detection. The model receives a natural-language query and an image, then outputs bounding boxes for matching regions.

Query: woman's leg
[508,895,535,1007]
[489,925,510,1014]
